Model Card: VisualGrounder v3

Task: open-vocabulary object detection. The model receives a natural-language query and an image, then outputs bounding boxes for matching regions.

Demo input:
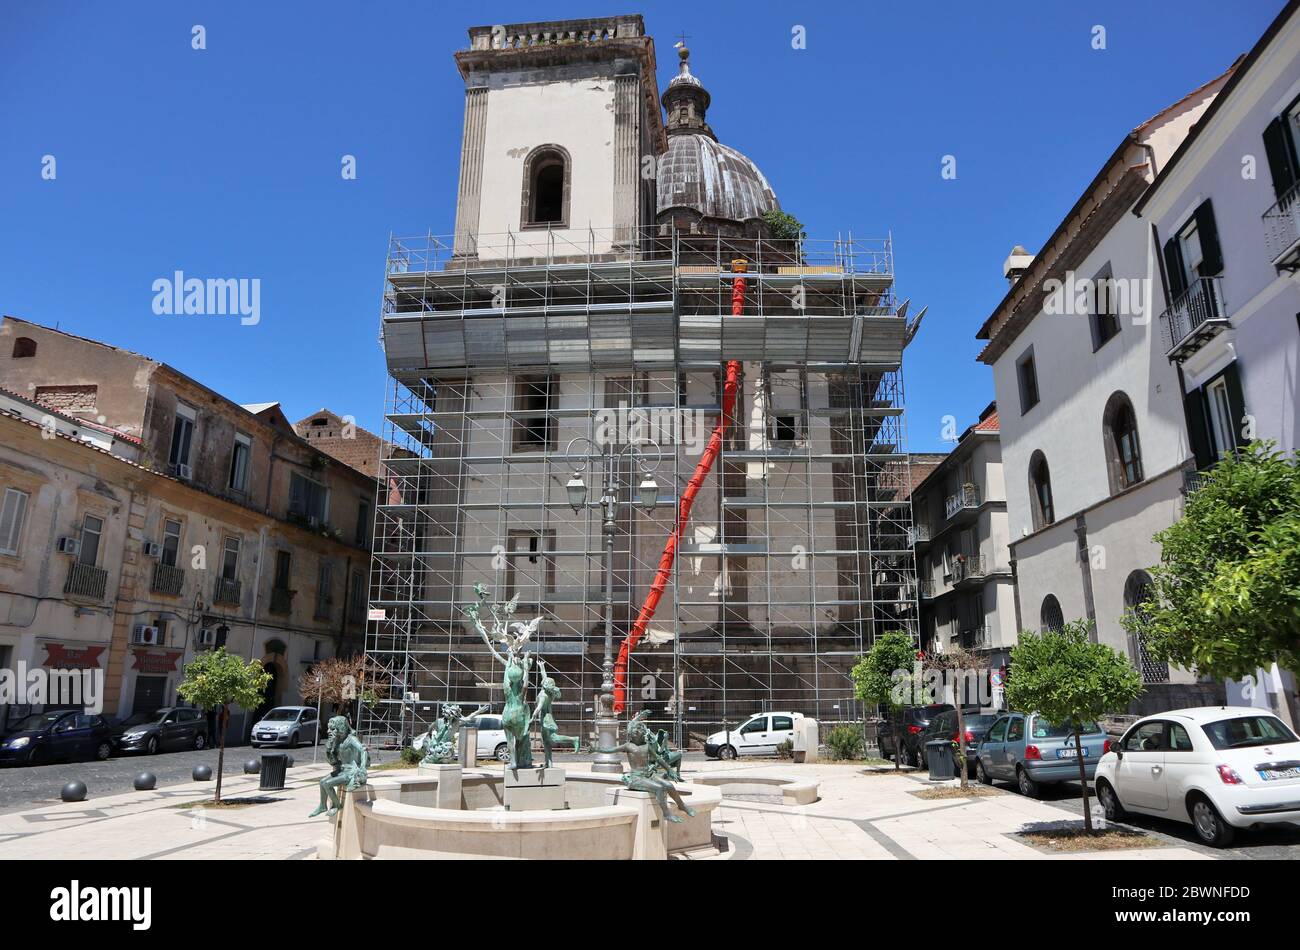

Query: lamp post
[564,436,662,774]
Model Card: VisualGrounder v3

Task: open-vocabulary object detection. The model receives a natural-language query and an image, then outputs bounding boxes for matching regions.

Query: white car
[1094,706,1300,847]
[466,714,511,763]
[704,712,804,759]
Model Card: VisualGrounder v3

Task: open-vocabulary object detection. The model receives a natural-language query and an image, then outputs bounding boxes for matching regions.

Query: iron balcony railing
[151,562,185,596]
[1160,276,1228,359]
[269,587,295,614]
[1263,181,1300,270]
[961,626,990,649]
[918,579,936,600]
[1183,469,1210,494]
[64,561,108,600]
[944,485,981,520]
[952,555,986,584]
[908,524,932,546]
[213,576,242,606]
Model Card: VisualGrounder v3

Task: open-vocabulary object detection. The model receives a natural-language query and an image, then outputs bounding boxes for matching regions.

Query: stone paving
[0,757,1216,860]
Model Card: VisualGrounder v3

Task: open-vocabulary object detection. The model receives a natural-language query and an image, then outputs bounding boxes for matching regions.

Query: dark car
[877,704,954,767]
[0,710,115,766]
[113,706,208,754]
[919,709,1001,776]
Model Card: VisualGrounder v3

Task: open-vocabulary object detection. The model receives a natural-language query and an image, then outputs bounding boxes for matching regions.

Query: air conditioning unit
[56,537,80,556]
[143,541,162,558]
[196,628,216,647]
[131,625,161,646]
[174,463,193,480]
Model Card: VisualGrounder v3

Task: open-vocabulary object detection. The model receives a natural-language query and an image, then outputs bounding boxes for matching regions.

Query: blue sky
[0,1,1283,450]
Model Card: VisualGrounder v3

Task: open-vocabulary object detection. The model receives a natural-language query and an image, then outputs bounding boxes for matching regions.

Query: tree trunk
[214,706,228,804]
[1074,722,1092,832]
[955,701,968,789]
[893,708,903,772]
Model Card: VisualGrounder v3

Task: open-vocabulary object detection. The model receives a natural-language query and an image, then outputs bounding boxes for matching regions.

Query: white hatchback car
[1094,706,1300,847]
[466,714,511,763]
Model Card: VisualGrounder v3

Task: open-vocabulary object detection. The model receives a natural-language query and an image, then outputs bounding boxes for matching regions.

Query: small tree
[177,648,271,803]
[1124,441,1300,720]
[852,630,920,772]
[297,654,391,719]
[925,646,984,788]
[1005,620,1141,832]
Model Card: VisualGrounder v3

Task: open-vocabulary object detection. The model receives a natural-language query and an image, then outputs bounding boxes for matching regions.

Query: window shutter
[0,490,28,553]
[1262,117,1299,199]
[1162,237,1187,302]
[1221,361,1248,450]
[1183,390,1213,470]
[1193,199,1224,276]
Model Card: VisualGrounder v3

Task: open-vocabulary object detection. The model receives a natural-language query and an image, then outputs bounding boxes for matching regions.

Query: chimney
[1002,245,1034,287]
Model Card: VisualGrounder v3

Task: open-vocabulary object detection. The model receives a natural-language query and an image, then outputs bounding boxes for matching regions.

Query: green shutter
[1221,361,1248,450]
[1184,389,1213,470]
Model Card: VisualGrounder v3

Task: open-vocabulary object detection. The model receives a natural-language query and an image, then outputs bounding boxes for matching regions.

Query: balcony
[952,554,987,585]
[213,576,242,607]
[1263,182,1300,272]
[64,561,108,601]
[960,626,990,650]
[1160,277,1229,361]
[151,562,185,597]
[1182,468,1210,495]
[314,598,333,622]
[918,579,936,600]
[944,484,981,520]
[269,587,295,615]
[908,524,932,547]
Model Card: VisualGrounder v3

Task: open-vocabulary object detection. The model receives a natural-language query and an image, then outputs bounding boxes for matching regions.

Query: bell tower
[451,16,666,258]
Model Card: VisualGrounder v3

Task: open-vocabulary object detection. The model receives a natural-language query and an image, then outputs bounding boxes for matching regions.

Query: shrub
[775,738,794,759]
[825,724,865,761]
[399,744,422,766]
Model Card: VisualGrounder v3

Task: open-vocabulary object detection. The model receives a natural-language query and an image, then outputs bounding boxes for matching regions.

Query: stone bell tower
[451,15,666,258]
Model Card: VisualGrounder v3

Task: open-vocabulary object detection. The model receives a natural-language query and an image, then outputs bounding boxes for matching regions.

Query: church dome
[656,45,779,226]
[656,133,779,223]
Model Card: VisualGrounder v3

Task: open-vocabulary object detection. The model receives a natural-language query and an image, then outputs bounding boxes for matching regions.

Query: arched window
[1040,594,1064,632]
[11,337,36,358]
[520,145,570,228]
[1028,450,1054,530]
[1124,570,1168,684]
[1103,391,1143,493]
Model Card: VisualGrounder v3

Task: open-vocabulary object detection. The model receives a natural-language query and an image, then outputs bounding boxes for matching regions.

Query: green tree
[1005,620,1141,831]
[177,648,272,803]
[761,209,806,243]
[1123,442,1300,698]
[852,630,919,772]
[924,645,984,788]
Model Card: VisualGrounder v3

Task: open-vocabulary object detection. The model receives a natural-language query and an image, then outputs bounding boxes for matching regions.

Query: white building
[1133,0,1300,723]
[976,64,1235,713]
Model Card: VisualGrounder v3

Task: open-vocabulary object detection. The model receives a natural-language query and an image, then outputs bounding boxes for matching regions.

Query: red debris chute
[613,259,747,712]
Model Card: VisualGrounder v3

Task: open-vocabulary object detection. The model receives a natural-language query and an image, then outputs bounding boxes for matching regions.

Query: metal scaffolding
[363,225,918,750]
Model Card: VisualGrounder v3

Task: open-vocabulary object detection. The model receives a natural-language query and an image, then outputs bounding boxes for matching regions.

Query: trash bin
[259,752,289,790]
[924,739,956,779]
[459,723,478,768]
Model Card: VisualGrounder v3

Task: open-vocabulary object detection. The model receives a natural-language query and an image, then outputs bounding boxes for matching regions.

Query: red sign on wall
[41,642,106,670]
[130,648,183,675]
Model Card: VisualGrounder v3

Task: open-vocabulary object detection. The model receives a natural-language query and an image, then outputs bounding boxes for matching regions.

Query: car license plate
[1056,747,1088,759]
[1258,767,1300,781]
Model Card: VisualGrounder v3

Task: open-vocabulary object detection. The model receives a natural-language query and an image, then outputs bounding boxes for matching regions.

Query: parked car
[919,709,1000,776]
[466,713,511,763]
[877,704,953,767]
[0,710,115,766]
[113,706,208,754]
[1094,706,1300,847]
[249,706,320,748]
[976,711,1108,796]
[705,712,804,759]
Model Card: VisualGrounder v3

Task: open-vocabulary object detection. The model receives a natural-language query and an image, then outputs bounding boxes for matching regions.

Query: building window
[169,404,196,474]
[228,433,251,494]
[349,570,367,623]
[1102,392,1143,493]
[161,518,182,568]
[221,536,241,580]
[0,488,30,556]
[520,145,571,228]
[1040,594,1064,632]
[1262,98,1300,199]
[274,550,292,590]
[11,337,36,358]
[506,530,556,598]
[512,375,556,451]
[1028,451,1054,530]
[355,498,371,547]
[1124,570,1168,684]
[1162,200,1223,300]
[1088,263,1120,350]
[315,561,332,619]
[79,514,103,566]
[1016,348,1039,414]
[289,471,330,525]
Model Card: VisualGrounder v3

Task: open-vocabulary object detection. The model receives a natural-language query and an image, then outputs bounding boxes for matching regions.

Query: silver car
[975,711,1107,797]
[250,706,319,748]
